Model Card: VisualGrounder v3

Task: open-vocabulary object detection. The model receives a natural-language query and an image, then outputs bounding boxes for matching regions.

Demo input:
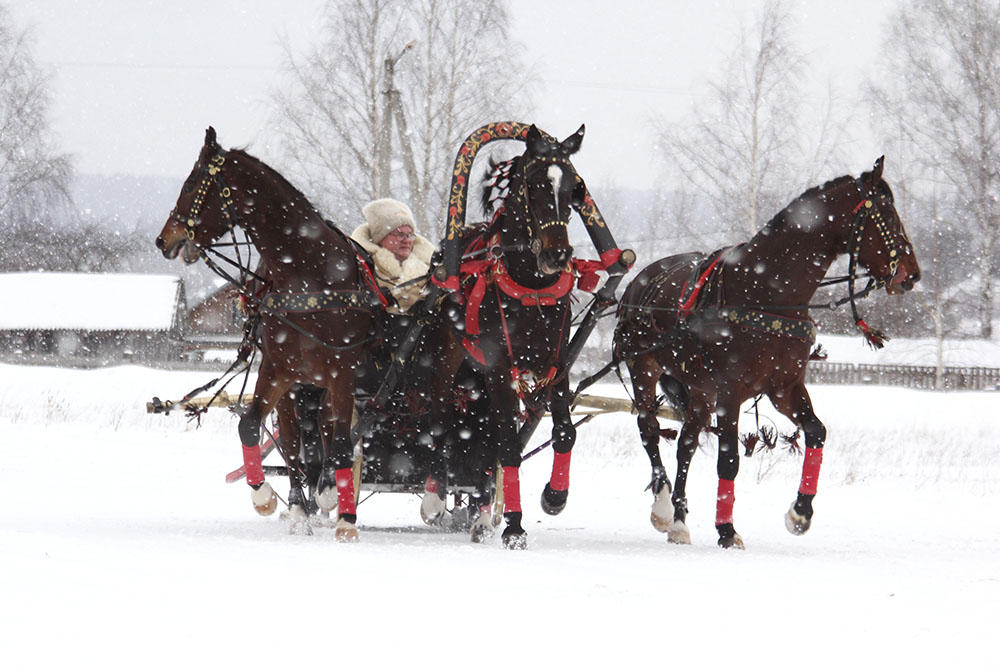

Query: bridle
[508,153,574,259]
[168,150,239,240]
[845,178,912,345]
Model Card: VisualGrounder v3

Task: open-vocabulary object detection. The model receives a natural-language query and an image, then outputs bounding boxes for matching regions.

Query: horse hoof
[502,530,527,550]
[287,505,313,536]
[785,505,812,535]
[470,516,495,544]
[540,483,568,516]
[315,486,338,514]
[667,521,691,545]
[650,488,674,533]
[717,533,745,550]
[250,482,277,517]
[651,512,674,533]
[335,518,359,543]
[420,491,446,526]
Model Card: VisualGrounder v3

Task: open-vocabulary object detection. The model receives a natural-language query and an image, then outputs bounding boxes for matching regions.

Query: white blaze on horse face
[547,164,563,215]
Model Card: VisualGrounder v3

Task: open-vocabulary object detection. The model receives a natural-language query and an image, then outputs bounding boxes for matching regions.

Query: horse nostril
[550,248,572,267]
[155,236,166,250]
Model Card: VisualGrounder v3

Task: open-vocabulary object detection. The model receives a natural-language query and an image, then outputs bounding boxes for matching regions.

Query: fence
[805,362,1000,391]
[3,351,999,392]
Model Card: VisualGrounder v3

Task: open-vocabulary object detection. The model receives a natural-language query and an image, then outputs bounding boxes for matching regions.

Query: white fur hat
[362,198,416,244]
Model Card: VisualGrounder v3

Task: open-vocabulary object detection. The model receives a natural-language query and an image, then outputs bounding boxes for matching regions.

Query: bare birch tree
[272,0,529,239]
[0,5,72,267]
[656,0,847,240]
[869,0,1000,339]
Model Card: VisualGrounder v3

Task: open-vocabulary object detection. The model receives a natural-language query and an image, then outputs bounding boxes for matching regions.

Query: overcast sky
[8,0,899,191]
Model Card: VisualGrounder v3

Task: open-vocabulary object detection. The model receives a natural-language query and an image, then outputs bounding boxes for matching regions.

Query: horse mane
[480,155,520,217]
[229,149,324,219]
[758,174,857,236]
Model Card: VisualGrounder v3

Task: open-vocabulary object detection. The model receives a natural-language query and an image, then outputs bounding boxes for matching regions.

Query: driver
[351,198,434,314]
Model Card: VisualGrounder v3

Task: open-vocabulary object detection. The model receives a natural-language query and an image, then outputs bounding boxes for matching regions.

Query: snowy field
[2,361,998,666]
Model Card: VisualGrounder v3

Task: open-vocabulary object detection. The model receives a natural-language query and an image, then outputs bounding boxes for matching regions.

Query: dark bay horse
[614,157,920,548]
[156,127,379,541]
[421,125,586,549]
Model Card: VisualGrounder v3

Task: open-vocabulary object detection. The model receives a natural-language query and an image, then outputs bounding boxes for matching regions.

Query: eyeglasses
[386,230,415,240]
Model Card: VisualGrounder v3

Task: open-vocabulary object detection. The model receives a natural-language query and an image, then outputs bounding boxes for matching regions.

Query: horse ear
[526,124,549,156]
[872,155,885,182]
[559,124,586,157]
[205,126,218,150]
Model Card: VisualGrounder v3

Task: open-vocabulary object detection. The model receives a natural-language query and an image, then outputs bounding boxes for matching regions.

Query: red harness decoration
[679,252,724,317]
[455,234,612,405]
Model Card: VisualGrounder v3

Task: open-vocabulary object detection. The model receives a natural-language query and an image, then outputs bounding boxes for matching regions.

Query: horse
[419,124,587,549]
[156,127,381,541]
[613,157,920,548]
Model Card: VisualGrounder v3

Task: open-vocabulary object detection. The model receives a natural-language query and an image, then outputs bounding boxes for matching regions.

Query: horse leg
[276,392,311,535]
[488,374,527,550]
[292,385,325,515]
[714,401,744,549]
[469,394,498,543]
[665,368,716,545]
[238,358,290,517]
[469,462,497,543]
[629,356,674,533]
[421,339,464,526]
[315,369,360,542]
[667,421,700,545]
[770,383,826,535]
[540,375,576,515]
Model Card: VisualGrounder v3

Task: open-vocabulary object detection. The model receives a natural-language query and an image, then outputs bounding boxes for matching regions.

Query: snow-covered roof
[0,272,183,331]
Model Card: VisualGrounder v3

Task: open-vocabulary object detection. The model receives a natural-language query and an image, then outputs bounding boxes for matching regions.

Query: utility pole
[375,41,426,234]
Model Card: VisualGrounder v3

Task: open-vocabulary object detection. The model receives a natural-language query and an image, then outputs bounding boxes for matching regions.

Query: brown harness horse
[156,128,380,541]
[421,125,587,549]
[614,157,920,548]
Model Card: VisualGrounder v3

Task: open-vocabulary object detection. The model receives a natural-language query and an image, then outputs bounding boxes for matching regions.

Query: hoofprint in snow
[1,361,997,665]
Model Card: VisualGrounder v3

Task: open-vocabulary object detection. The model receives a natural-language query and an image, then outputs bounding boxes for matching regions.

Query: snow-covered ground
[2,362,998,665]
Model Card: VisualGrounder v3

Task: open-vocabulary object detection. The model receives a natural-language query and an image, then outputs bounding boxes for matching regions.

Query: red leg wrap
[335,468,356,516]
[716,478,735,526]
[502,466,522,513]
[424,475,440,494]
[799,446,823,495]
[550,451,572,491]
[242,445,265,488]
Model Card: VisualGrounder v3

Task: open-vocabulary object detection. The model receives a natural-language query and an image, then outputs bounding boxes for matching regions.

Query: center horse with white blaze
[156,127,382,542]
[613,157,920,548]
[421,122,630,549]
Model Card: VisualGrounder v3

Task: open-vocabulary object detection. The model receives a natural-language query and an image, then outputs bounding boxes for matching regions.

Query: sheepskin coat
[351,222,434,313]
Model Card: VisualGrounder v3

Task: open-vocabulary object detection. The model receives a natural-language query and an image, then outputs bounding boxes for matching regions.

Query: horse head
[506,124,585,276]
[156,127,237,264]
[850,156,920,296]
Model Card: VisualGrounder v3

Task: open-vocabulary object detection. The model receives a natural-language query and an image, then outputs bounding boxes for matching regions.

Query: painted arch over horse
[613,157,920,548]
[420,122,631,549]
[156,127,384,542]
